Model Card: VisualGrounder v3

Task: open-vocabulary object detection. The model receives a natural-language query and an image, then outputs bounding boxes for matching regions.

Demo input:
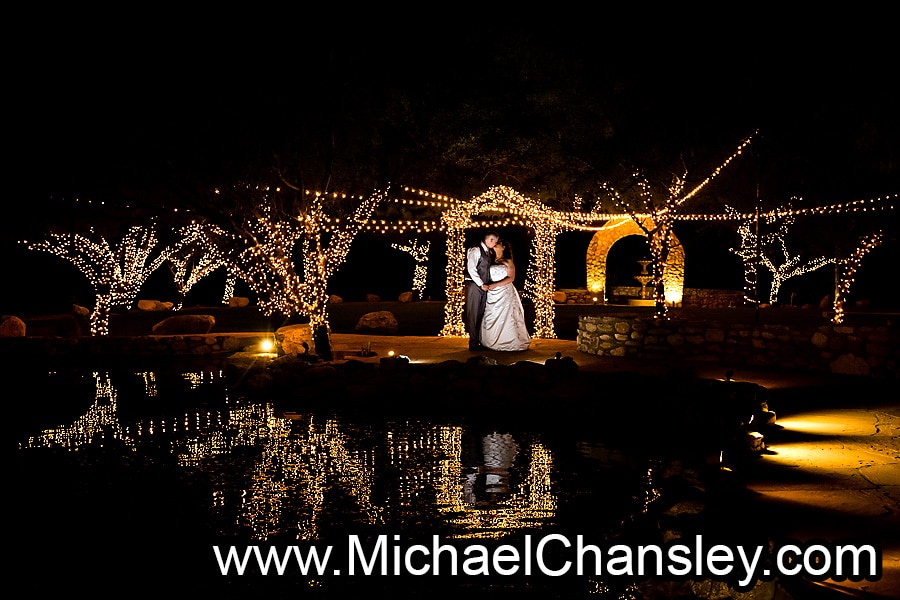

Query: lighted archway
[440,186,568,339]
[586,217,685,305]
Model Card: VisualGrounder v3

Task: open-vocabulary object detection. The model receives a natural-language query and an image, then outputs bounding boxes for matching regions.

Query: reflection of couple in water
[463,432,520,504]
[463,230,531,352]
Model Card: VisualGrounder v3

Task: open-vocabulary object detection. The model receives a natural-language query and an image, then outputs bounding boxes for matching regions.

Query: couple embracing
[464,230,531,352]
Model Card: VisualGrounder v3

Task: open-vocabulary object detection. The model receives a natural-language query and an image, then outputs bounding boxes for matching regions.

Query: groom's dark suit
[464,241,494,350]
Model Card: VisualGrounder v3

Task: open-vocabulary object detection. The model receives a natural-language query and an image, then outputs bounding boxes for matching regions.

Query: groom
[464,229,499,351]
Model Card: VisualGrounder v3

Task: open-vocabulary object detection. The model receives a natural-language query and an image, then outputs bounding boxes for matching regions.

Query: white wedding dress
[480,263,531,351]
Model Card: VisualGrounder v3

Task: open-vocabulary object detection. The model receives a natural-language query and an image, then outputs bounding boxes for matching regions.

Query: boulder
[151,314,215,335]
[329,294,343,304]
[829,353,870,376]
[71,304,91,317]
[138,299,174,311]
[0,315,26,337]
[275,323,315,355]
[228,296,250,308]
[354,311,398,335]
[398,291,414,302]
[365,294,381,302]
[552,291,568,303]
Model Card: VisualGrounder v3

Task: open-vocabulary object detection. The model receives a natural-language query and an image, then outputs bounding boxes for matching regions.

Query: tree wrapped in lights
[727,205,835,305]
[832,230,883,323]
[601,175,684,320]
[222,185,385,338]
[22,224,202,335]
[167,223,236,310]
[391,238,431,300]
[602,132,756,319]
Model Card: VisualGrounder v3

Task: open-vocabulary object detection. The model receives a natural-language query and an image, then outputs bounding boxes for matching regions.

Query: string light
[23,174,894,340]
[727,204,836,305]
[439,185,589,339]
[391,239,431,300]
[22,225,202,335]
[225,184,386,330]
[168,223,233,310]
[833,231,884,324]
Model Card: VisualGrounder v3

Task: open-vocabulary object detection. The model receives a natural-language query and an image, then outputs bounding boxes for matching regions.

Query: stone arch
[586,217,685,305]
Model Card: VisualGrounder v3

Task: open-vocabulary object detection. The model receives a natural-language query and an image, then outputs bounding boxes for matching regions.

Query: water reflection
[15,366,672,598]
[17,368,567,544]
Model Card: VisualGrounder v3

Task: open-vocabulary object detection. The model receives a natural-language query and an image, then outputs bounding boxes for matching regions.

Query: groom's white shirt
[466,242,489,287]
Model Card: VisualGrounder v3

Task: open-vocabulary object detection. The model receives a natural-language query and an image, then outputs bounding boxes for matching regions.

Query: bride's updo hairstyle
[496,239,513,262]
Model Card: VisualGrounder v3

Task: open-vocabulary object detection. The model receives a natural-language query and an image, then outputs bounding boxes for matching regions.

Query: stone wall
[577,315,899,378]
[0,333,271,362]
[555,288,747,308]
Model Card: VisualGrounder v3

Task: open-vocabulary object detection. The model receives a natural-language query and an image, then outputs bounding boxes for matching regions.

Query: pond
[11,360,782,599]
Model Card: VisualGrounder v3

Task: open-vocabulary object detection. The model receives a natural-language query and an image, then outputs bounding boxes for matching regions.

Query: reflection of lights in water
[182,370,224,389]
[20,372,125,451]
[640,464,662,513]
[140,371,157,397]
[18,371,559,542]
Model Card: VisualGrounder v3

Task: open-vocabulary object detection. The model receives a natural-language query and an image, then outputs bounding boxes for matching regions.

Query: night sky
[6,19,898,314]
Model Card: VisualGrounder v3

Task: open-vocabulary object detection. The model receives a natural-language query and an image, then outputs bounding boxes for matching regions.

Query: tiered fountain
[627,259,656,306]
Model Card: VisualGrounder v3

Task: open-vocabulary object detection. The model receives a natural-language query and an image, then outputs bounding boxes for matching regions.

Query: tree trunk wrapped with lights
[833,231,883,324]
[225,186,385,352]
[727,204,836,306]
[392,239,431,300]
[22,225,202,336]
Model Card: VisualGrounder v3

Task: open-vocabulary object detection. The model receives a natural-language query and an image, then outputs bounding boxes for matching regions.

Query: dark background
[5,17,898,315]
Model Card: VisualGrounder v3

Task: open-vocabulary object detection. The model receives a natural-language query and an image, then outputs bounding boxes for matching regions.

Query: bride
[480,239,531,351]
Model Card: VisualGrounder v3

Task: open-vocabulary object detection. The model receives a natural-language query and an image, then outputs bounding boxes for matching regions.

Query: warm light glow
[391,238,431,300]
[832,231,883,324]
[22,224,204,335]
[225,184,386,331]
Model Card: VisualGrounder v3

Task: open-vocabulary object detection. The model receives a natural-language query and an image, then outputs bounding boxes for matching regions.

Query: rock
[228,296,250,308]
[552,291,568,303]
[329,294,343,304]
[379,354,410,372]
[829,353,870,376]
[0,315,26,337]
[365,294,381,302]
[398,291,413,302]
[743,431,766,452]
[71,304,91,317]
[138,299,174,311]
[819,294,832,309]
[151,314,215,335]
[466,354,498,367]
[354,311,398,334]
[275,323,314,355]
[545,353,579,378]
[301,364,339,382]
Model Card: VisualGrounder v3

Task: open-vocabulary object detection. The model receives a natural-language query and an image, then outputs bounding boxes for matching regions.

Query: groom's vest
[464,244,493,284]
